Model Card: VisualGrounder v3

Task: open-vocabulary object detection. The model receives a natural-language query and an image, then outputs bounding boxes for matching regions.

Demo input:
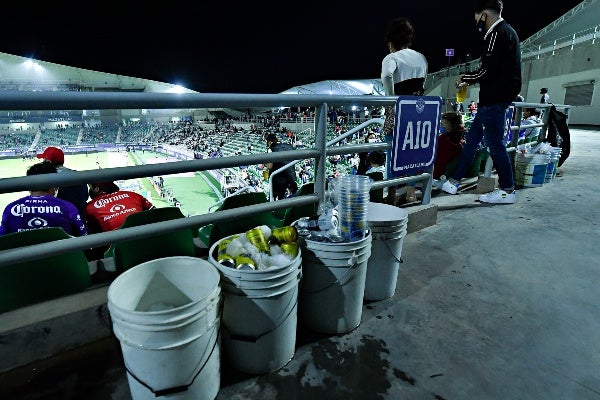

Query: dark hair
[266,133,278,144]
[475,0,503,13]
[523,108,540,116]
[385,17,415,49]
[26,160,57,191]
[441,112,464,129]
[368,151,386,166]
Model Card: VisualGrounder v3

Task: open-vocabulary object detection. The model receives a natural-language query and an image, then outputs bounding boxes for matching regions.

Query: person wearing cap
[0,161,87,237]
[37,146,89,216]
[84,181,155,259]
[265,133,298,200]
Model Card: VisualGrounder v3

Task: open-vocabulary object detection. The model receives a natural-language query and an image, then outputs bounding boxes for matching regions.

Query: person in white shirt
[380,17,428,205]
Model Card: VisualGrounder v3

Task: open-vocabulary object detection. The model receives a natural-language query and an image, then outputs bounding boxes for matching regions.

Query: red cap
[37,147,64,164]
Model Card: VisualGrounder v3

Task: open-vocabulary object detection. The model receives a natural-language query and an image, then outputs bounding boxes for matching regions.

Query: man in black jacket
[265,133,298,200]
[442,0,521,204]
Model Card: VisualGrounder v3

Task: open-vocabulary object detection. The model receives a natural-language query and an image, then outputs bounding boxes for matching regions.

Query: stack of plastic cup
[336,175,372,242]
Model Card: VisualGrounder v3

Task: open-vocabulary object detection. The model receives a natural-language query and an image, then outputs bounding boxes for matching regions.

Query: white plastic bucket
[220,281,299,374]
[363,203,408,301]
[208,235,301,375]
[107,256,221,400]
[515,153,550,188]
[122,322,220,400]
[299,232,372,334]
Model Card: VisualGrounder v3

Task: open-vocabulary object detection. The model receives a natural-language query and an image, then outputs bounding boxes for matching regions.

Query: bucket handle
[224,284,298,343]
[123,316,221,397]
[301,250,362,294]
[381,239,404,264]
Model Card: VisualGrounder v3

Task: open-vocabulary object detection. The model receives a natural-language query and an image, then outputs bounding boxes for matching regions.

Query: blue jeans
[451,103,514,190]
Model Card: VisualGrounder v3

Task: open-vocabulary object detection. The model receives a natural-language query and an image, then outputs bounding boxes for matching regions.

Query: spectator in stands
[365,150,388,198]
[442,0,521,204]
[381,16,428,206]
[468,101,478,117]
[519,108,542,143]
[0,161,87,237]
[357,131,379,175]
[540,88,549,104]
[37,146,89,216]
[84,181,155,259]
[265,133,298,200]
[85,181,155,233]
[433,112,466,180]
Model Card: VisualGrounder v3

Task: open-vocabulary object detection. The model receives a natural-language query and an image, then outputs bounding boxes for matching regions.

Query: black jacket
[462,20,521,106]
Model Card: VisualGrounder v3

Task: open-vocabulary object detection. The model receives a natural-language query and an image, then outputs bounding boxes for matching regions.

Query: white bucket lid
[367,202,408,225]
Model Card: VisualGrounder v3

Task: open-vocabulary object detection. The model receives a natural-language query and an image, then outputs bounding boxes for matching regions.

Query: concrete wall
[428,42,600,125]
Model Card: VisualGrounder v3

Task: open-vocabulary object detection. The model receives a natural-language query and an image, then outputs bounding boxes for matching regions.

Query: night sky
[0,0,584,93]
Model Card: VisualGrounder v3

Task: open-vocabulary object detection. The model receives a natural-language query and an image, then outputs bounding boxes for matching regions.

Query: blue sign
[445,48,454,57]
[502,106,515,145]
[387,96,443,177]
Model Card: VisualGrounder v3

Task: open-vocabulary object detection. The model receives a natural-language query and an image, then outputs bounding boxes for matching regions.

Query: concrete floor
[1,127,599,400]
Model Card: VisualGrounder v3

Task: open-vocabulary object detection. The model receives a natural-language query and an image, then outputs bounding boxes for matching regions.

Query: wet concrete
[1,127,599,400]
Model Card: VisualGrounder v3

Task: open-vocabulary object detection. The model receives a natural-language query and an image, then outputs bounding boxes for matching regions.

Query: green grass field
[0,151,221,217]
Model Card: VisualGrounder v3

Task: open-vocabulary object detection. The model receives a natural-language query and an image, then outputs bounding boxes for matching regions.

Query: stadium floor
[1,127,599,399]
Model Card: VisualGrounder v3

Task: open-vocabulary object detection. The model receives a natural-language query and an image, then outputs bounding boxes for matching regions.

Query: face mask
[439,126,447,134]
[475,14,486,34]
[367,139,376,143]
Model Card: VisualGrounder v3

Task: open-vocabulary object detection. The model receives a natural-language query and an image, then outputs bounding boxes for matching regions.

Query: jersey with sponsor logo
[84,190,154,232]
[0,195,87,236]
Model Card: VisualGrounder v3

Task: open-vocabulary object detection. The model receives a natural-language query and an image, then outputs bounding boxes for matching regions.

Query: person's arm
[71,209,88,237]
[381,55,396,96]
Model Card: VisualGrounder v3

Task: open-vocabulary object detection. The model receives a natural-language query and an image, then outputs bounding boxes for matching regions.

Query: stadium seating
[0,227,92,313]
[104,207,196,273]
[198,191,284,247]
[282,182,318,226]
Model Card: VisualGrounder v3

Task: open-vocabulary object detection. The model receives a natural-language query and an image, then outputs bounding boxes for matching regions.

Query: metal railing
[0,91,406,267]
[0,91,571,268]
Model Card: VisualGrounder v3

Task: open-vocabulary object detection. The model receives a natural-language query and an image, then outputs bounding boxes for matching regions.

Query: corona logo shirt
[85,190,154,232]
[0,195,87,236]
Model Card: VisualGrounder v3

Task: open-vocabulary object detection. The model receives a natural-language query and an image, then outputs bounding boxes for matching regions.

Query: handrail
[0,92,401,267]
[0,91,570,268]
[267,118,385,201]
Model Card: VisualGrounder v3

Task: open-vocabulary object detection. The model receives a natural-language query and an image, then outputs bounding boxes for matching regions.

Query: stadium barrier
[0,92,566,270]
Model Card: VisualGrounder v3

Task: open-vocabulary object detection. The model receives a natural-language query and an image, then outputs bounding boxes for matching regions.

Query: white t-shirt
[381,49,428,96]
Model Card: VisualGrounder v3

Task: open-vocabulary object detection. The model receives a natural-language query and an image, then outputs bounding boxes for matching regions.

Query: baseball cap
[92,181,120,193]
[36,146,64,164]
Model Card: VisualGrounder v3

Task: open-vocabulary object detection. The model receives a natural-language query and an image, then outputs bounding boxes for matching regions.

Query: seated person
[518,108,542,144]
[433,112,466,180]
[0,161,87,237]
[365,151,388,199]
[84,181,155,259]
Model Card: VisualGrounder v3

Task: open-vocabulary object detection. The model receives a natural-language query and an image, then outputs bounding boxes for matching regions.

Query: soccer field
[0,150,220,218]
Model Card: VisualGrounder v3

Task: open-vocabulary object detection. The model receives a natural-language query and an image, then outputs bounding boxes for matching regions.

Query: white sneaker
[442,180,459,195]
[478,189,516,204]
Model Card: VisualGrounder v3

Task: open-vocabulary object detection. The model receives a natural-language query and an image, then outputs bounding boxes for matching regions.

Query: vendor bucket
[364,203,408,301]
[208,235,301,375]
[298,231,372,334]
[107,256,221,400]
[514,153,550,188]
